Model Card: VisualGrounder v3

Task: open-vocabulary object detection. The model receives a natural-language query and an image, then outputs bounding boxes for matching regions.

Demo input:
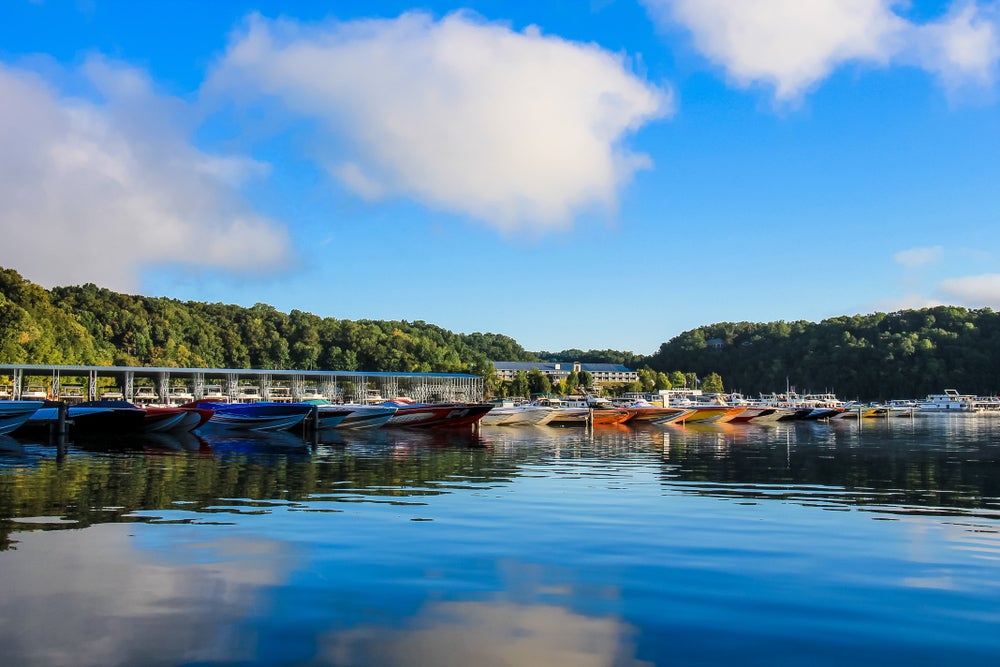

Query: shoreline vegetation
[3,266,1000,402]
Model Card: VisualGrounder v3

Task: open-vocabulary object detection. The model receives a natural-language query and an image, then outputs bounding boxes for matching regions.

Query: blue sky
[2,1,999,354]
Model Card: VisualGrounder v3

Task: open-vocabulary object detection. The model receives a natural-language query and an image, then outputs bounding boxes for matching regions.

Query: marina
[0,364,484,405]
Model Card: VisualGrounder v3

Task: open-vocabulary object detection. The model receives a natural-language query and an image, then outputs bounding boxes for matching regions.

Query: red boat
[381,400,493,428]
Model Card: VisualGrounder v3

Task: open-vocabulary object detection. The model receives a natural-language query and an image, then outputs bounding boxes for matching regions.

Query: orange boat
[621,405,691,423]
[674,406,746,423]
[591,408,633,426]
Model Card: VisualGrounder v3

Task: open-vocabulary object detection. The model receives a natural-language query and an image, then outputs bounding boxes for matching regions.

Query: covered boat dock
[0,364,484,404]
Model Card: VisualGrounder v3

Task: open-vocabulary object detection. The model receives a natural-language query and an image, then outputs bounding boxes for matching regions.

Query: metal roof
[0,364,480,379]
[492,361,634,373]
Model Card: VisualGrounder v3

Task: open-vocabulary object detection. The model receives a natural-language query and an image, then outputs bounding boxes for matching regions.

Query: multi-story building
[492,361,638,389]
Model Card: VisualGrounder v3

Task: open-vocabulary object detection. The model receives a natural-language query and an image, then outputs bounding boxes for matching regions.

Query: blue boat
[190,401,313,432]
[0,400,45,435]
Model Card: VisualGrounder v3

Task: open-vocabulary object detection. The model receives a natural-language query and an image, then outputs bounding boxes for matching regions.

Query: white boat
[0,400,45,435]
[133,386,159,405]
[481,400,556,426]
[917,389,979,412]
[21,385,48,401]
[58,385,86,404]
[268,387,293,403]
[100,387,124,401]
[236,386,262,403]
[202,385,230,403]
[168,386,194,405]
[530,398,590,425]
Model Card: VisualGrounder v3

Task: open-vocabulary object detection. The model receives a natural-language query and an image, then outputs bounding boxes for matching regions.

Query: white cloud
[911,2,1000,89]
[938,273,1000,304]
[868,293,946,312]
[321,599,651,667]
[206,11,670,232]
[895,245,944,268]
[0,58,292,292]
[642,0,1000,101]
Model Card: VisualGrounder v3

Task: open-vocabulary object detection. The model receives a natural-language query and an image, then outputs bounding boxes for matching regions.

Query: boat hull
[20,405,148,436]
[0,401,45,435]
[383,402,493,428]
[191,401,312,432]
[311,405,398,430]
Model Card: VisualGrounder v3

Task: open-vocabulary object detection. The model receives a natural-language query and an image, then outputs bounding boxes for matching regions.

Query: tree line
[0,268,530,380]
[7,266,995,401]
[645,308,1000,400]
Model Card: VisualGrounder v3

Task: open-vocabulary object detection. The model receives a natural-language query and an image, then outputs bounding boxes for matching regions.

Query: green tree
[527,369,552,395]
[655,372,671,390]
[701,372,725,393]
[637,367,656,392]
[564,370,579,395]
[510,371,530,398]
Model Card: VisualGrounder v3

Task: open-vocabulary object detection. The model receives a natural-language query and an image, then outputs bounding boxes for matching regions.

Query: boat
[917,389,980,413]
[683,405,746,423]
[0,400,45,435]
[305,401,398,430]
[650,408,698,425]
[528,397,590,425]
[301,387,326,401]
[188,400,312,432]
[381,399,493,428]
[142,405,213,433]
[168,385,194,406]
[19,400,148,436]
[267,386,294,403]
[21,385,48,401]
[202,384,230,403]
[480,400,556,426]
[617,400,691,424]
[133,386,159,406]
[235,386,263,403]
[552,395,632,426]
[58,385,87,404]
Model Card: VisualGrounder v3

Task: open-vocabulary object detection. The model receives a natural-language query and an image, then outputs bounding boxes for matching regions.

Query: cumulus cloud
[0,58,292,292]
[938,273,1000,304]
[206,11,670,232]
[911,2,1000,89]
[642,0,1000,101]
[895,245,944,268]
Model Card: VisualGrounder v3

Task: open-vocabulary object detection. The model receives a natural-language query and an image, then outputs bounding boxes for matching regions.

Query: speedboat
[20,400,147,436]
[0,400,45,435]
[480,400,556,426]
[189,400,312,432]
[303,400,397,430]
[617,400,690,424]
[381,399,493,428]
[143,406,214,433]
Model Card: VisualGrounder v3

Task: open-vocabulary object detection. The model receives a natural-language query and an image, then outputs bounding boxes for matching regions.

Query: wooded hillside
[647,309,1000,400]
[0,268,534,376]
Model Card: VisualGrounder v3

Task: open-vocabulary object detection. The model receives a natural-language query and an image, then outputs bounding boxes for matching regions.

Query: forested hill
[0,268,535,374]
[5,266,999,401]
[647,309,1000,400]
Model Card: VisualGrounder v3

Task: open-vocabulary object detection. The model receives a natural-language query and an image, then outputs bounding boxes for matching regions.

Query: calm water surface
[1,416,998,666]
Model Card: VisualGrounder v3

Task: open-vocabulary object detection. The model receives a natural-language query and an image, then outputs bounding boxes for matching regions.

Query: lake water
[1,416,998,666]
